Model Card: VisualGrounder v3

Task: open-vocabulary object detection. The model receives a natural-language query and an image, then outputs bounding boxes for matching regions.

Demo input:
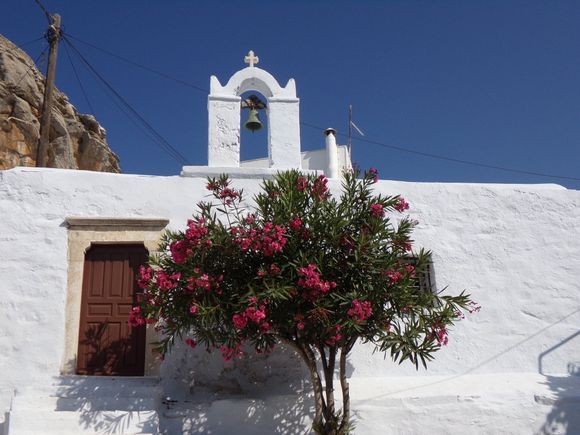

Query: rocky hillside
[0,34,120,172]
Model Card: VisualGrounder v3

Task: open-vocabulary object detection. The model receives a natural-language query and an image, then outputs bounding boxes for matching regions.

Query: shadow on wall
[537,330,580,435]
[161,389,313,434]
[159,341,324,434]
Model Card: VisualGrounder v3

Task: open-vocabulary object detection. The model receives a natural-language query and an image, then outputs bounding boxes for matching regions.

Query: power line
[62,40,96,115]
[32,0,51,23]
[62,36,190,165]
[14,45,49,87]
[59,34,578,183]
[66,33,209,93]
[18,36,45,49]
[300,121,580,183]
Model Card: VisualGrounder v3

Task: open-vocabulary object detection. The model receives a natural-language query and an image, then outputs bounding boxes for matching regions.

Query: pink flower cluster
[185,218,210,245]
[466,301,481,314]
[137,266,154,289]
[232,222,287,256]
[232,301,271,333]
[186,273,222,293]
[325,325,343,346]
[128,306,145,327]
[156,271,181,290]
[218,187,240,205]
[289,216,302,231]
[312,175,330,200]
[257,263,281,278]
[220,343,243,362]
[385,269,403,284]
[370,203,384,218]
[297,264,337,301]
[168,218,211,264]
[347,299,373,323]
[394,197,410,212]
[296,176,309,191]
[432,323,448,346]
[369,167,379,183]
[170,240,189,264]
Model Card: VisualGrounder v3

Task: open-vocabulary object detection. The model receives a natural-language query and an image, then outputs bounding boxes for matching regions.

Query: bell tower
[206,51,302,169]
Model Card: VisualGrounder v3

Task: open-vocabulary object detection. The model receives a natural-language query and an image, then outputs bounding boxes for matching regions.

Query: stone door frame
[62,217,169,376]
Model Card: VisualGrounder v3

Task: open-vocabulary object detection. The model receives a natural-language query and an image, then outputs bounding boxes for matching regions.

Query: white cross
[244,50,259,67]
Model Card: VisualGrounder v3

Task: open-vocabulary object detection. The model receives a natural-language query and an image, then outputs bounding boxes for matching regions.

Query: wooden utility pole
[36,13,61,167]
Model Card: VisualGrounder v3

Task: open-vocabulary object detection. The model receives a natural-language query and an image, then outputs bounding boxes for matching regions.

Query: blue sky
[3,1,580,189]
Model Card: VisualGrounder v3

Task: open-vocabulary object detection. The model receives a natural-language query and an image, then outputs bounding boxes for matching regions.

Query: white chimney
[324,128,339,178]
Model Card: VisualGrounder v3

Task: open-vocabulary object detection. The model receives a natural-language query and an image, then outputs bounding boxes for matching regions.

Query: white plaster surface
[1,166,579,434]
[239,145,351,175]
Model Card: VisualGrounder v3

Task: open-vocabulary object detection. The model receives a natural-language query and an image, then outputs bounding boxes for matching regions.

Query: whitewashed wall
[0,166,579,434]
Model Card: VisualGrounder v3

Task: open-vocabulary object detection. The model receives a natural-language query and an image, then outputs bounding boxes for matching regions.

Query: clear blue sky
[3,1,580,189]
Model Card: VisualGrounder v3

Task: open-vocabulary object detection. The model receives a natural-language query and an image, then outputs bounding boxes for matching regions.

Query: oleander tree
[130,168,479,434]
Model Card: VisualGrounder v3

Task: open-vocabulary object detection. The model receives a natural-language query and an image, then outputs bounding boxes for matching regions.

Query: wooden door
[76,244,148,376]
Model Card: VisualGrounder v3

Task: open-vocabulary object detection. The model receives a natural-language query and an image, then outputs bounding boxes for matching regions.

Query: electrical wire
[66,33,209,93]
[32,0,51,23]
[62,41,96,116]
[61,34,579,183]
[18,36,45,49]
[300,121,580,183]
[63,36,191,166]
[14,45,49,87]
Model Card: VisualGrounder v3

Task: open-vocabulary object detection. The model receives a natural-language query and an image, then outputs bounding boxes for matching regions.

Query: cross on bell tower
[244,50,259,67]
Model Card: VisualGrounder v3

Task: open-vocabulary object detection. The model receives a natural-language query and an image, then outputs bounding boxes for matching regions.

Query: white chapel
[0,52,578,435]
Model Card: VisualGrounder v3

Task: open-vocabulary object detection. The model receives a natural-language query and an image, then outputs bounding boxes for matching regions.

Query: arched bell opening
[239,91,270,165]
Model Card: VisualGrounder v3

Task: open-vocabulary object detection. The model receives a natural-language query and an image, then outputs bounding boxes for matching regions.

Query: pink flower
[156,271,180,290]
[385,270,403,284]
[185,338,197,348]
[325,325,343,346]
[432,323,448,346]
[394,197,410,212]
[312,175,330,200]
[370,203,384,218]
[170,240,189,264]
[185,218,209,246]
[296,176,308,191]
[297,264,337,301]
[347,299,373,323]
[232,222,287,256]
[405,264,416,277]
[137,265,154,289]
[369,167,379,183]
[232,313,248,329]
[189,304,198,314]
[128,306,145,327]
[289,217,302,231]
[467,301,481,314]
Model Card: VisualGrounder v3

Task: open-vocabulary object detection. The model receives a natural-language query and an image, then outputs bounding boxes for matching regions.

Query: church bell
[244,108,263,133]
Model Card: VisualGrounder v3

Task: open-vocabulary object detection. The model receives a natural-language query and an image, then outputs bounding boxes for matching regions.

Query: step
[11,394,159,412]
[8,409,159,435]
[51,376,160,388]
[16,384,162,399]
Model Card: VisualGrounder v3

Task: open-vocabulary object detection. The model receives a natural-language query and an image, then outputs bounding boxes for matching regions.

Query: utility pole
[36,13,61,167]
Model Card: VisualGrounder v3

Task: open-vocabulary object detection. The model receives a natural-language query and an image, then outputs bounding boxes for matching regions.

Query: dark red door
[76,244,148,376]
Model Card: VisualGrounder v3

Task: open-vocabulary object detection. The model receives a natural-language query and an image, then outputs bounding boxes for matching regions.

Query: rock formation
[0,34,120,172]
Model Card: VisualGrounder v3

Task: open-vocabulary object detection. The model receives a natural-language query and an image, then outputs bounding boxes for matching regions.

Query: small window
[404,255,435,294]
